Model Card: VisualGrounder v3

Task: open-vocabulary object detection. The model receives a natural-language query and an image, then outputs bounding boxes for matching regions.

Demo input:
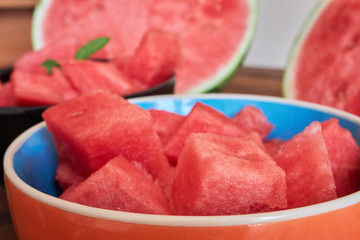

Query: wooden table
[0,67,284,239]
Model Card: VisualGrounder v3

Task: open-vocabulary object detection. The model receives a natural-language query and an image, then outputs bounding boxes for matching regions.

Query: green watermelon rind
[31,0,258,94]
[282,0,331,99]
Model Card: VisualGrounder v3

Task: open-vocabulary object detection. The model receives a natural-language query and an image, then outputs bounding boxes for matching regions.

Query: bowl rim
[4,93,360,227]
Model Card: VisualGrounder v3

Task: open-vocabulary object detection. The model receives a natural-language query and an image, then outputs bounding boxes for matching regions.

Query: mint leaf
[41,59,61,75]
[75,37,109,60]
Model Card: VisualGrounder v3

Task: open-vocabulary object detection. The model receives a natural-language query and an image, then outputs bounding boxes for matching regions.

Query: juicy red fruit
[61,155,172,215]
[125,29,181,87]
[172,133,287,215]
[42,89,170,181]
[273,122,337,208]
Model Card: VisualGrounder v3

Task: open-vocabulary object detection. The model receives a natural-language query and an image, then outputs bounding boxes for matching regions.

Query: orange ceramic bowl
[4,94,360,240]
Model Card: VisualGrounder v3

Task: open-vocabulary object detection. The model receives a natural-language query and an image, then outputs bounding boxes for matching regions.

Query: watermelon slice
[163,102,262,164]
[172,133,287,215]
[61,155,172,215]
[321,118,360,197]
[283,0,360,116]
[42,89,171,181]
[31,0,257,93]
[273,121,337,208]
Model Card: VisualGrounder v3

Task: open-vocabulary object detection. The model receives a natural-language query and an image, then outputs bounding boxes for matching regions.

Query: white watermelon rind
[31,0,258,94]
[31,0,53,51]
[282,0,331,99]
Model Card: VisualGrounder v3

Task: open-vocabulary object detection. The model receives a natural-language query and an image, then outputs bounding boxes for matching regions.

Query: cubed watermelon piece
[61,155,172,215]
[10,70,78,106]
[14,38,82,75]
[0,81,13,106]
[61,60,146,96]
[125,29,181,87]
[172,133,287,216]
[264,138,287,157]
[273,122,337,208]
[149,109,185,146]
[321,118,360,197]
[42,89,171,180]
[56,158,85,190]
[164,102,262,164]
[232,105,274,139]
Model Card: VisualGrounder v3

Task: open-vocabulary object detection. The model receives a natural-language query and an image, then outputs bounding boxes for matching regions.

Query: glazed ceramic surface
[4,94,360,240]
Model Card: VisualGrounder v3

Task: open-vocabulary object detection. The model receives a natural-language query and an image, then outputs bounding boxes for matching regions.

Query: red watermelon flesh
[273,121,337,208]
[10,70,78,106]
[149,109,185,146]
[61,60,146,96]
[14,38,82,75]
[321,118,360,197]
[42,89,171,181]
[0,81,13,106]
[290,0,360,116]
[125,29,181,87]
[232,105,274,139]
[36,0,253,93]
[264,138,287,157]
[60,155,172,215]
[172,133,287,216]
[55,158,85,191]
[163,102,262,164]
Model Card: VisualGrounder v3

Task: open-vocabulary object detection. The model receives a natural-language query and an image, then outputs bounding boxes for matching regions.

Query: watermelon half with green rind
[283,0,360,116]
[31,0,258,94]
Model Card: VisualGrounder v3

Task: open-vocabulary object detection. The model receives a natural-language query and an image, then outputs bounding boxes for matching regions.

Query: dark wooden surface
[0,66,284,240]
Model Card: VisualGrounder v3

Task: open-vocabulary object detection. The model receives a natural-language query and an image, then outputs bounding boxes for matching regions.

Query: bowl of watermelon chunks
[0,30,178,174]
[4,91,360,240]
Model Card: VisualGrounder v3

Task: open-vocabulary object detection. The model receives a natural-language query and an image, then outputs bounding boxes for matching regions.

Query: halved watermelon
[283,0,360,116]
[31,0,257,94]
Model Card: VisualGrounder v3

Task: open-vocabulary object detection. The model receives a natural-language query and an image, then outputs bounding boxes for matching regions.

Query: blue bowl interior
[12,96,360,197]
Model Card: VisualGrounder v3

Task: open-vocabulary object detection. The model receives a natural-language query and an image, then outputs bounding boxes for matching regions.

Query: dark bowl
[0,67,174,183]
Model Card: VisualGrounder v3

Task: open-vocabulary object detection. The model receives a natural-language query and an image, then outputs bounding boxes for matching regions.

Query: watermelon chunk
[273,121,337,208]
[0,81,13,106]
[55,158,85,190]
[61,60,146,96]
[149,109,185,146]
[232,105,274,139]
[321,118,360,197]
[61,155,172,215]
[264,138,287,157]
[172,133,287,215]
[164,102,262,164]
[125,29,181,87]
[10,70,78,106]
[42,89,171,181]
[14,38,82,75]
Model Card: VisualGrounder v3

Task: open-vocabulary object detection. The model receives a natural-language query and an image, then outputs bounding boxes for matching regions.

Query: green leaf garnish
[75,37,109,60]
[41,59,61,75]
